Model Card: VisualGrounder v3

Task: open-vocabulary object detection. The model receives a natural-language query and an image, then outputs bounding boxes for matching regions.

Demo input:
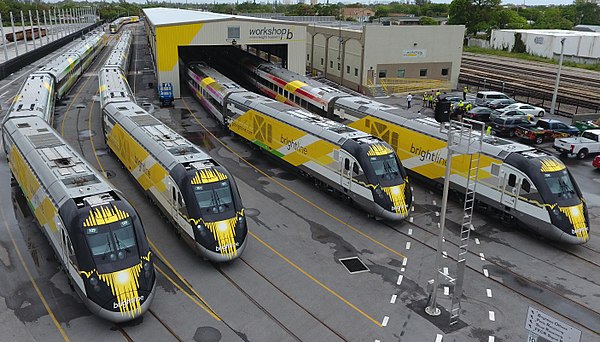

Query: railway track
[460,53,600,113]
[382,192,600,334]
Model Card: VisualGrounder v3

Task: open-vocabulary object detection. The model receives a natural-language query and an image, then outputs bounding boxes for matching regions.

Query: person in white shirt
[407,93,413,109]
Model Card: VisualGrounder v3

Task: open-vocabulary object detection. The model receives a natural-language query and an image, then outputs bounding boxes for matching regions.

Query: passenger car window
[344,159,350,170]
[508,174,516,187]
[521,179,530,193]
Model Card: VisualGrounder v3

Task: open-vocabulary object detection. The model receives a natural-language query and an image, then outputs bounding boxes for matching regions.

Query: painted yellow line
[154,265,221,321]
[147,239,220,319]
[180,97,406,260]
[0,205,70,341]
[250,231,382,327]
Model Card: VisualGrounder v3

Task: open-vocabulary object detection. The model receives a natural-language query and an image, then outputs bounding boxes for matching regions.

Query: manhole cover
[339,257,369,274]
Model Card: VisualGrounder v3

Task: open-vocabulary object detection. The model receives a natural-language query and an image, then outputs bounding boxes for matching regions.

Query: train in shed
[185,62,412,221]
[233,51,589,244]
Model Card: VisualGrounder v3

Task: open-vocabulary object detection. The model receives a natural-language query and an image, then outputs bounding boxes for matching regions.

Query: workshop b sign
[249,26,294,40]
[525,306,581,342]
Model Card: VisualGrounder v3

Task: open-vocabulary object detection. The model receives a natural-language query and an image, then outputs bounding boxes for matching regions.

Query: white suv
[475,91,510,106]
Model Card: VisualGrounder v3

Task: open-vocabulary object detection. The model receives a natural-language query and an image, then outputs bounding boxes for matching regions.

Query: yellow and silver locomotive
[186,63,412,220]
[100,35,247,261]
[2,31,155,322]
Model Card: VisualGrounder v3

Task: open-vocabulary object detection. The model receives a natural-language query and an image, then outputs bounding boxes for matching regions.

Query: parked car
[515,119,579,144]
[486,98,517,109]
[490,109,533,122]
[465,106,494,121]
[593,155,600,168]
[497,103,546,117]
[489,117,535,137]
[574,120,600,134]
[475,91,510,106]
[554,129,600,159]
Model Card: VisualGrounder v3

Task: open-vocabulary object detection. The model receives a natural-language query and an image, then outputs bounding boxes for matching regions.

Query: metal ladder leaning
[449,120,484,325]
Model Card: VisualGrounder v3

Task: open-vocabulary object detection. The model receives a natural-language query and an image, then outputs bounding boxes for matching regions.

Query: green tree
[533,7,573,29]
[419,16,439,25]
[449,0,501,35]
[492,9,527,29]
[574,0,600,26]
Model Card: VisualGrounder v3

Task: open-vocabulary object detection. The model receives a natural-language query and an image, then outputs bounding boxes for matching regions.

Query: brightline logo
[410,143,447,166]
[249,27,294,40]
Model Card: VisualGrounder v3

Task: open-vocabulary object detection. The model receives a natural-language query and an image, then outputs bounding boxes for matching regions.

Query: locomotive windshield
[543,170,577,200]
[193,181,234,214]
[86,218,139,265]
[370,154,402,181]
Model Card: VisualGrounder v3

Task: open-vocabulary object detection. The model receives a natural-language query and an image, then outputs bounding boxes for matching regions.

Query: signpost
[525,306,581,342]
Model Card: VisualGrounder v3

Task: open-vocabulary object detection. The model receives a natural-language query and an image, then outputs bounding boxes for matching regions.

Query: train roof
[104,31,132,70]
[335,96,535,160]
[3,116,117,208]
[228,91,375,146]
[103,102,216,171]
[257,63,349,101]
[38,31,104,80]
[188,63,245,99]
[99,67,135,108]
[4,73,54,123]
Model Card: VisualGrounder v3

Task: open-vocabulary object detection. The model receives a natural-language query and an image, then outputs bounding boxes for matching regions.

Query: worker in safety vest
[465,102,473,112]
[435,90,441,98]
[486,125,492,136]
[463,86,468,100]
[423,92,428,107]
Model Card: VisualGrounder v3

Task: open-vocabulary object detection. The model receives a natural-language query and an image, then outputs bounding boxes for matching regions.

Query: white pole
[20,11,28,53]
[550,37,566,116]
[29,10,36,49]
[10,12,18,57]
[0,13,8,62]
[43,10,50,44]
[426,125,454,317]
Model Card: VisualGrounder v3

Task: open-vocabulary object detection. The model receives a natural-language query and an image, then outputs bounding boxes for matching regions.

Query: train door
[499,169,520,209]
[339,150,353,192]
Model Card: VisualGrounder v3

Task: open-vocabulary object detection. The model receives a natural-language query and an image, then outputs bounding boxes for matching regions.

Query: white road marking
[402,258,408,266]
[480,253,485,261]
[408,228,413,235]
[433,200,437,206]
[483,269,489,277]
[475,238,480,245]
[405,242,411,250]
[435,334,443,342]
[411,206,415,212]
[400,267,405,272]
[488,337,495,342]
[390,294,397,304]
[397,275,403,285]
[443,267,448,275]
[375,340,380,342]
[444,286,449,295]
[442,251,447,258]
[382,316,389,327]
[489,311,495,321]
[435,211,440,217]
[486,289,492,298]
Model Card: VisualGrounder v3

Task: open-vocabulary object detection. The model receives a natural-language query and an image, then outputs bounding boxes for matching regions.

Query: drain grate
[339,257,369,274]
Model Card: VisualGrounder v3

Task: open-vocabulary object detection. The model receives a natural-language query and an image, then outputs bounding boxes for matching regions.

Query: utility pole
[550,37,566,116]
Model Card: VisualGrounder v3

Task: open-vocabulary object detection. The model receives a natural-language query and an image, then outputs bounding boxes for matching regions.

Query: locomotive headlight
[375,188,384,198]
[197,223,208,237]
[90,277,99,286]
[143,261,150,271]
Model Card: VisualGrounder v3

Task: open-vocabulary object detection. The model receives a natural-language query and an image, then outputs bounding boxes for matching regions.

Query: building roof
[143,7,304,27]
[494,29,600,37]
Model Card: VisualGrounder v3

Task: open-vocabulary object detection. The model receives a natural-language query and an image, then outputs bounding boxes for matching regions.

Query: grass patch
[464,46,600,72]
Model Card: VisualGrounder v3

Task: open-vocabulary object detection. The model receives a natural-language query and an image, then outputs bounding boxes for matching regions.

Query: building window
[441,68,449,76]
[330,60,333,68]
[338,63,341,71]
[378,70,387,78]
[354,68,358,76]
[346,65,350,74]
[397,69,405,78]
[321,58,324,65]
[227,26,240,39]
[307,54,310,61]
[419,69,428,77]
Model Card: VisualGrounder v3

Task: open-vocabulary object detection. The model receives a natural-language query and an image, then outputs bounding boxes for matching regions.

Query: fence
[363,78,452,97]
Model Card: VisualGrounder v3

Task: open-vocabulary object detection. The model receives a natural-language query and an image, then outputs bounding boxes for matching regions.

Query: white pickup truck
[554,129,600,159]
